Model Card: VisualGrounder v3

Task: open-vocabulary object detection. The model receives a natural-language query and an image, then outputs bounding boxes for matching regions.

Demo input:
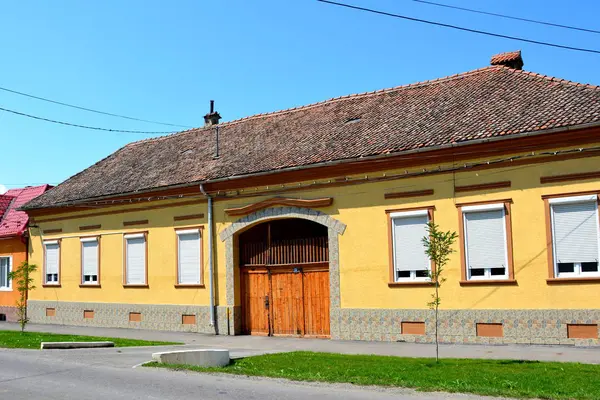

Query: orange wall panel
[0,238,27,308]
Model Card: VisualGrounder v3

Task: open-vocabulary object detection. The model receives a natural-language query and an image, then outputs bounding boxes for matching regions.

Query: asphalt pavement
[0,347,502,400]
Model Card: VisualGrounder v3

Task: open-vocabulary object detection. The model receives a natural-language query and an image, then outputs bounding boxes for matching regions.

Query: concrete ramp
[152,349,229,367]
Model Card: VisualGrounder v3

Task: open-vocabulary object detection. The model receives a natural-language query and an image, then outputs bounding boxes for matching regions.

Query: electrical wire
[317,0,600,54]
[0,106,176,135]
[408,0,600,35]
[0,86,192,128]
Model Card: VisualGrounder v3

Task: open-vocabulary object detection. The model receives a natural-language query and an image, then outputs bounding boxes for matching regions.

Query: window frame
[43,239,61,287]
[545,193,600,281]
[386,206,435,286]
[175,226,204,287]
[456,199,515,285]
[80,236,101,287]
[0,255,12,291]
[122,232,148,287]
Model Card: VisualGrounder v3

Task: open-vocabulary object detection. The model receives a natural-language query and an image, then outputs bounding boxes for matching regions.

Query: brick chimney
[490,50,524,70]
[204,100,221,127]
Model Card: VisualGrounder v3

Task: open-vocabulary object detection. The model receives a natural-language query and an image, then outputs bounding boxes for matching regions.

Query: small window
[0,256,11,290]
[44,241,60,284]
[81,237,99,285]
[390,210,431,282]
[176,229,201,285]
[550,195,600,278]
[463,204,508,280]
[125,234,146,285]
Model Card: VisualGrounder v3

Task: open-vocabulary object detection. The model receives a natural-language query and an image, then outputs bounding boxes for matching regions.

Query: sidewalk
[2,322,600,364]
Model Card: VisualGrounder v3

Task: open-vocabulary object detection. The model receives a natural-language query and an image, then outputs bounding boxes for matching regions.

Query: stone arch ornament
[219,206,346,337]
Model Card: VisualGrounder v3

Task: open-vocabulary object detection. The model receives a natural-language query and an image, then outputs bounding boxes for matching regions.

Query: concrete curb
[152,349,229,367]
[41,341,115,349]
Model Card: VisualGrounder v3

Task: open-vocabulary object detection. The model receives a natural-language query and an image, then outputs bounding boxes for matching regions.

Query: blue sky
[1,0,598,193]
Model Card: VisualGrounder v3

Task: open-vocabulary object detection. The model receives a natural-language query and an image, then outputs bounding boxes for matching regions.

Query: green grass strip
[146,351,600,399]
[0,330,180,349]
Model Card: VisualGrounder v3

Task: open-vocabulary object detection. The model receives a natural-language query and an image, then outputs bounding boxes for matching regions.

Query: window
[124,233,147,285]
[462,204,509,280]
[549,195,600,278]
[0,256,11,290]
[390,209,431,282]
[81,237,99,285]
[44,240,60,284]
[176,229,202,285]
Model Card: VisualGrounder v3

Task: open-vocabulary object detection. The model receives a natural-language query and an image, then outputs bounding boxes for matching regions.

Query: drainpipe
[200,184,216,330]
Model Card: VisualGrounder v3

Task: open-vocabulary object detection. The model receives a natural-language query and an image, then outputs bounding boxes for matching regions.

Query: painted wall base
[0,306,18,322]
[333,308,600,346]
[27,301,600,346]
[27,300,235,334]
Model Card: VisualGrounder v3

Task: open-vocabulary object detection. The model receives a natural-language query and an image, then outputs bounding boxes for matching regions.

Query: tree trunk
[435,283,439,362]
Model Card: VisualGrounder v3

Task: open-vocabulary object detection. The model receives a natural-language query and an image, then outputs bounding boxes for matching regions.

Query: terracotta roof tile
[24,64,600,210]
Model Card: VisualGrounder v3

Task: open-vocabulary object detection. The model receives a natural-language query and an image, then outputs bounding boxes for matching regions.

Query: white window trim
[124,233,145,240]
[43,240,60,285]
[176,228,200,236]
[80,237,99,285]
[0,256,12,291]
[550,196,600,278]
[389,209,429,219]
[463,204,509,281]
[548,194,597,205]
[390,210,432,283]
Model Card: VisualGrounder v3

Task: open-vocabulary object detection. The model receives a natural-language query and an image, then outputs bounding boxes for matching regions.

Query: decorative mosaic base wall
[0,306,18,322]
[333,308,600,346]
[27,300,236,334]
[27,301,600,346]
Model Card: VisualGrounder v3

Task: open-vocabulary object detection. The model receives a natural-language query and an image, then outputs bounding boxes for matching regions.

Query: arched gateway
[239,219,329,336]
[220,206,346,338]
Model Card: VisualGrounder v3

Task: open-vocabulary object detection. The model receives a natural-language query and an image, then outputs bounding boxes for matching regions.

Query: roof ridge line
[125,65,501,148]
[504,66,600,90]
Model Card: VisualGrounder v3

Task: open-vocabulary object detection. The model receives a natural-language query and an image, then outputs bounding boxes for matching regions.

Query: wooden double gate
[241,264,330,337]
[239,226,330,337]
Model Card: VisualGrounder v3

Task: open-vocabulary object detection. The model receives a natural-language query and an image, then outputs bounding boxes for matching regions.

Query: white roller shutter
[81,239,98,282]
[392,212,429,273]
[552,200,599,264]
[45,242,60,277]
[126,236,146,284]
[464,209,506,270]
[177,231,201,284]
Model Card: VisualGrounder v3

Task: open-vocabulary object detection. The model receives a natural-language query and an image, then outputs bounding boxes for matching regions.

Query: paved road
[0,348,498,400]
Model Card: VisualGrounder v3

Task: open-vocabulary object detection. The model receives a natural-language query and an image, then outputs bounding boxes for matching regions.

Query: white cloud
[0,184,7,195]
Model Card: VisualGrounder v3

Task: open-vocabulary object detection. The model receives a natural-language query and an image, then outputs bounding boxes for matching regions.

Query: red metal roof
[0,185,51,238]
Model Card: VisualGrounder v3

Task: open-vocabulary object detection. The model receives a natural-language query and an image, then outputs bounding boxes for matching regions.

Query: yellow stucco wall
[29,201,210,306]
[29,145,600,311]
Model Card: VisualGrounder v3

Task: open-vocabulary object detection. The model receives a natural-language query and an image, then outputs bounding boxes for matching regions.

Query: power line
[0,86,192,128]
[317,0,600,54]
[408,0,600,35]
[0,106,176,135]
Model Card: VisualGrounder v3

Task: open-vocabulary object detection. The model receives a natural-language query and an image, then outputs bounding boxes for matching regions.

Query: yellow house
[22,51,600,345]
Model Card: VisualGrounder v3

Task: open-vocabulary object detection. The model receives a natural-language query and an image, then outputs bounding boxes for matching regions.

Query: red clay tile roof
[24,64,600,210]
[0,185,51,237]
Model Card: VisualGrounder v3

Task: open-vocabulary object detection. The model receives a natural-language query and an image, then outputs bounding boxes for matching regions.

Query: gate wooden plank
[303,270,330,337]
[241,268,270,336]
